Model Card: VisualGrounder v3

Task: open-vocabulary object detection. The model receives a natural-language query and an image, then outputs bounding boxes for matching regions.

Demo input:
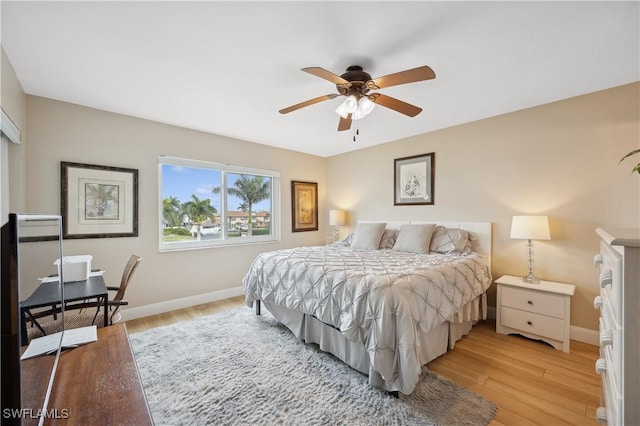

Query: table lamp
[510,215,550,284]
[329,210,346,243]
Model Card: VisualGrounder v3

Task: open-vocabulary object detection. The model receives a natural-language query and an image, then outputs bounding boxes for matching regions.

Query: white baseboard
[486,305,598,346]
[570,325,599,346]
[121,286,245,321]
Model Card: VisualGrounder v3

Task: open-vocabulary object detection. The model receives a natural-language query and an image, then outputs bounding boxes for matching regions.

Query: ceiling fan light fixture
[335,95,358,119]
[280,65,435,133]
[353,96,375,120]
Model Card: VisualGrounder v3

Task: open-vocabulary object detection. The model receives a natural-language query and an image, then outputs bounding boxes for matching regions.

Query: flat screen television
[1,213,64,425]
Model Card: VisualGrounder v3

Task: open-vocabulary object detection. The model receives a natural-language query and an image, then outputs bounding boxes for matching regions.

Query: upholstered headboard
[359,220,492,270]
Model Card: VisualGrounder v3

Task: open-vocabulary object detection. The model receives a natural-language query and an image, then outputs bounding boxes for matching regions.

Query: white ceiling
[2,1,639,157]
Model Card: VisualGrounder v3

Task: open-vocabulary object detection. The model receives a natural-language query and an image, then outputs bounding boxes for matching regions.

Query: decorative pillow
[392,224,436,254]
[378,229,399,249]
[338,232,354,246]
[350,222,387,250]
[429,226,472,254]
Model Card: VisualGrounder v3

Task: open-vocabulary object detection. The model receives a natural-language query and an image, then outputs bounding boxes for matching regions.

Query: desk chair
[27,255,142,340]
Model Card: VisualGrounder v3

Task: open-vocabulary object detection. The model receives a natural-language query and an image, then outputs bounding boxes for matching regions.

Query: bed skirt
[260,293,487,393]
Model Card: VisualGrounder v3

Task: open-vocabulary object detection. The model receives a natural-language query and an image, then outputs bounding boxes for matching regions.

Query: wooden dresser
[21,323,152,425]
[593,228,640,425]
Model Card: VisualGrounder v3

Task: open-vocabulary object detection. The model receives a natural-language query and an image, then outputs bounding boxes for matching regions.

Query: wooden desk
[21,324,152,425]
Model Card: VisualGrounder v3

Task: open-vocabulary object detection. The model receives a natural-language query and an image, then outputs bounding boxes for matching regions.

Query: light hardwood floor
[126,296,600,426]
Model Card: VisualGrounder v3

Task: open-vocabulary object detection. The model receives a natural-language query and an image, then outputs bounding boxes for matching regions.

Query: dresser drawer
[597,349,622,426]
[500,306,565,341]
[597,288,621,333]
[501,286,566,319]
[599,318,622,397]
[599,367,621,426]
[599,241,623,323]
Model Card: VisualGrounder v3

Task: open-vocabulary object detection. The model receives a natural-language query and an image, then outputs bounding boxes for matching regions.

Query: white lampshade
[329,210,346,226]
[510,215,550,240]
[353,96,376,120]
[335,95,358,119]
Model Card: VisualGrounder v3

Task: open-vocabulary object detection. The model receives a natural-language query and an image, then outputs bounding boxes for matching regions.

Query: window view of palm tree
[183,194,217,240]
[159,159,277,249]
[213,174,270,237]
[163,196,183,227]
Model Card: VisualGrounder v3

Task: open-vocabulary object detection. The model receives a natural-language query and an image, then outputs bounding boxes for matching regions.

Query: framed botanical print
[61,162,139,238]
[291,180,318,232]
[394,153,435,206]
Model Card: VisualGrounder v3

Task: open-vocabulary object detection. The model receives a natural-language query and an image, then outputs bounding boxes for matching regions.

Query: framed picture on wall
[291,180,318,232]
[61,161,139,238]
[394,152,435,206]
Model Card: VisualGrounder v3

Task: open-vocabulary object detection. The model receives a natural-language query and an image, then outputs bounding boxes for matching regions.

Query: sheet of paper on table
[21,325,98,360]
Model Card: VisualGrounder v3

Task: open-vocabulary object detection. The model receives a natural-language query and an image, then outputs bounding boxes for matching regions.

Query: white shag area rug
[129,307,497,426]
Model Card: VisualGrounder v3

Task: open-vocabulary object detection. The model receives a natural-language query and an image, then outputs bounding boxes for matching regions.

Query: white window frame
[158,155,280,252]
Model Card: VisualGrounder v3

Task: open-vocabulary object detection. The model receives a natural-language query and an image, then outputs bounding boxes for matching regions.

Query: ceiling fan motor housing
[338,65,373,97]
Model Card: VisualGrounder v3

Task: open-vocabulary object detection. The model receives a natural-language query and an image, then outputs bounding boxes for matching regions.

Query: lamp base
[332,226,340,243]
[522,274,540,284]
[522,239,541,284]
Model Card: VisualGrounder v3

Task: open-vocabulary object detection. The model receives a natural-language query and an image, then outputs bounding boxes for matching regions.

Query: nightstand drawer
[501,286,565,319]
[500,306,565,341]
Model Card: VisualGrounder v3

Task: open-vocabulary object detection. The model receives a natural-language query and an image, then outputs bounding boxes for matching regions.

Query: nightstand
[495,274,575,352]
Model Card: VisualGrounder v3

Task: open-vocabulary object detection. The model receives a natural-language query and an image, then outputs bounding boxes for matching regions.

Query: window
[158,156,280,251]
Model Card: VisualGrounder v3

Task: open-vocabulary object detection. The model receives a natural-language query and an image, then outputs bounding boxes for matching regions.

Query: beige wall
[24,96,328,309]
[10,42,640,330]
[1,47,27,213]
[326,82,640,330]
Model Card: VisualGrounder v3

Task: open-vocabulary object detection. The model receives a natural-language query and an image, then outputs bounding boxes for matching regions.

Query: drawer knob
[593,296,603,309]
[599,270,612,288]
[595,407,607,422]
[527,320,533,326]
[593,254,603,267]
[595,358,606,374]
[527,300,533,305]
[600,329,613,347]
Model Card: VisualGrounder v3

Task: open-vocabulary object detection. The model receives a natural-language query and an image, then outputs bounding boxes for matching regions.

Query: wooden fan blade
[279,94,338,114]
[369,93,422,117]
[338,114,352,131]
[370,66,435,89]
[303,67,350,85]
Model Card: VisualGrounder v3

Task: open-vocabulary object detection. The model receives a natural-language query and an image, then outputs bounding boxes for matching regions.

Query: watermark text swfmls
[2,408,70,419]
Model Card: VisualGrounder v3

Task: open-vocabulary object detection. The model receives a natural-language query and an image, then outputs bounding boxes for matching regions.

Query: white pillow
[392,224,436,254]
[350,222,387,250]
[429,226,472,254]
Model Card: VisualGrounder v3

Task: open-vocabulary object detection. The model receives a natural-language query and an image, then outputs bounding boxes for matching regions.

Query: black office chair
[27,255,142,340]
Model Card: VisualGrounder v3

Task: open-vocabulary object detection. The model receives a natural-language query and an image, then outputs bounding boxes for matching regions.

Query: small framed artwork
[394,152,435,206]
[61,162,139,239]
[291,180,318,232]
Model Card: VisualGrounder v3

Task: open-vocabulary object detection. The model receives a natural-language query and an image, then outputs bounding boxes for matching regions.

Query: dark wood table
[21,323,153,425]
[20,275,108,344]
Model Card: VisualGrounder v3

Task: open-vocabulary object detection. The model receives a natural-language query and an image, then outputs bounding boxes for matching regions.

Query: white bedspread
[242,244,492,394]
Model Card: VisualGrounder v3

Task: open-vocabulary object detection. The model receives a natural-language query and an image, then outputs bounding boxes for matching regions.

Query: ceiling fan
[279,65,436,132]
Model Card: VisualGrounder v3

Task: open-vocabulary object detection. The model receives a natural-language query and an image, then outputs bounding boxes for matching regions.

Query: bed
[243,221,493,395]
